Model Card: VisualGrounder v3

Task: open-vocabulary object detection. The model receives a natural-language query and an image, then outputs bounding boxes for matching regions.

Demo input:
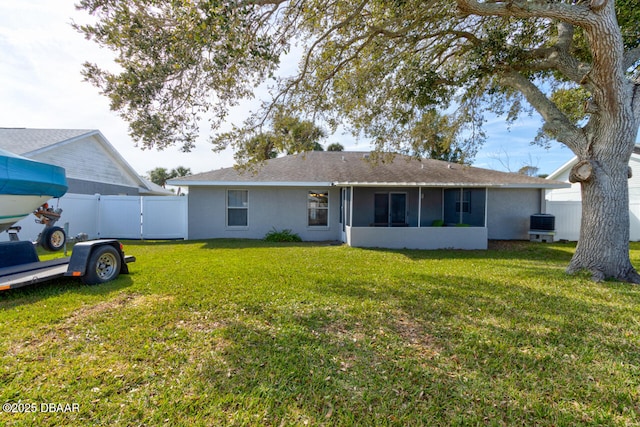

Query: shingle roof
[0,128,94,155]
[171,151,569,189]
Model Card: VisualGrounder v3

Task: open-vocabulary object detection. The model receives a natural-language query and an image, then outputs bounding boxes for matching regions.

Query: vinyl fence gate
[1,194,188,242]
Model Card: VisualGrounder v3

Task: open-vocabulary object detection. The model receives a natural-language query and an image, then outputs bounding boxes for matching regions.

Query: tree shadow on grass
[0,274,134,308]
[359,240,577,263]
[123,238,344,250]
[123,238,577,265]
[193,308,462,425]
[192,273,640,425]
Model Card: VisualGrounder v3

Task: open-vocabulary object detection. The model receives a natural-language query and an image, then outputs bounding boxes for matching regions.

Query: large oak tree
[77,0,640,282]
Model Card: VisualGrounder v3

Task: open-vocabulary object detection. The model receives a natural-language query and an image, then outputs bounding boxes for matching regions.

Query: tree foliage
[407,109,475,164]
[76,0,639,158]
[228,111,326,165]
[148,166,192,188]
[518,165,541,177]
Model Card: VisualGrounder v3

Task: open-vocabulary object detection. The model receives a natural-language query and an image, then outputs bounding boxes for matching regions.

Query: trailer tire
[41,227,66,252]
[82,245,121,285]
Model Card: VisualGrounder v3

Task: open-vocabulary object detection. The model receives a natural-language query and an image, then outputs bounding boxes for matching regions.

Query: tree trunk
[566,121,640,283]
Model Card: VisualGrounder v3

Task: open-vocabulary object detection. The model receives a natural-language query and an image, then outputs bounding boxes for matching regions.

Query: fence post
[140,196,144,240]
[96,194,101,239]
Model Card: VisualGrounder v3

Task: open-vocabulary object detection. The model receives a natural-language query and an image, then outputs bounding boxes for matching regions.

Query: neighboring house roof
[171,151,569,189]
[0,128,92,154]
[141,177,176,195]
[547,145,640,181]
[0,128,172,196]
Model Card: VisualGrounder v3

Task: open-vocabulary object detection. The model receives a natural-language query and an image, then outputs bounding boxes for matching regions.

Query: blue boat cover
[0,148,68,197]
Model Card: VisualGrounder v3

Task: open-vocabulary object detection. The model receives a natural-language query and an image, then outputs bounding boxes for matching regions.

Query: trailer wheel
[41,226,66,252]
[82,245,121,285]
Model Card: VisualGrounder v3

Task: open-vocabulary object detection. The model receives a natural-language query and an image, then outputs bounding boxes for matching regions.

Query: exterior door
[374,192,407,226]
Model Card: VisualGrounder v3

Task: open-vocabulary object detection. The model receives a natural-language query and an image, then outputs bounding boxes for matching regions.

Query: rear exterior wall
[187,186,544,243]
[487,188,544,240]
[186,186,342,241]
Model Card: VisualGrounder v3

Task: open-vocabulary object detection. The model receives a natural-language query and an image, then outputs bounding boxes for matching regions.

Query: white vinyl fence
[1,193,187,242]
[546,200,640,242]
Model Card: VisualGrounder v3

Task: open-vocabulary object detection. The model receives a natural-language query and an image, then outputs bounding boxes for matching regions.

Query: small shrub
[264,228,302,242]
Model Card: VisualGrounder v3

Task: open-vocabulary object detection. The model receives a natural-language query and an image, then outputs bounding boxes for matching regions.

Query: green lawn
[1,240,640,426]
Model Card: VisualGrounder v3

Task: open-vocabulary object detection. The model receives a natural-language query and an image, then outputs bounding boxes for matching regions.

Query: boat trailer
[7,203,89,252]
[0,239,135,291]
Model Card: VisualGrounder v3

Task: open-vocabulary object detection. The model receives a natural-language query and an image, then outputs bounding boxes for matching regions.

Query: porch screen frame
[443,187,486,226]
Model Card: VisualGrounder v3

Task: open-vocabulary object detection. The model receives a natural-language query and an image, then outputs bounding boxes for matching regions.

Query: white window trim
[226,189,249,228]
[307,189,330,228]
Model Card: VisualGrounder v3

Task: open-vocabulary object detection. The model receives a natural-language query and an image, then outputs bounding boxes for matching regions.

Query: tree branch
[250,0,371,127]
[493,22,589,86]
[457,1,625,116]
[500,70,582,151]
[624,46,640,71]
[516,46,590,85]
[241,0,287,6]
[456,0,595,26]
[556,21,573,51]
[292,0,369,88]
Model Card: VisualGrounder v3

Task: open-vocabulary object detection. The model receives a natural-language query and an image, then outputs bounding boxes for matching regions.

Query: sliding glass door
[374,192,407,226]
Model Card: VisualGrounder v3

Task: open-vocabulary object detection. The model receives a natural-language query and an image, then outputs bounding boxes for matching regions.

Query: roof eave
[332,182,571,189]
[497,183,572,189]
[546,156,578,180]
[167,180,334,187]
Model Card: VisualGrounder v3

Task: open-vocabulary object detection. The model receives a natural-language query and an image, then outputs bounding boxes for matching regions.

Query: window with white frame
[227,189,248,227]
[308,191,329,226]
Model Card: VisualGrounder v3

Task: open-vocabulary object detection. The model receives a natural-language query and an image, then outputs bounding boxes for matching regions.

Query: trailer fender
[65,239,130,279]
[0,241,39,269]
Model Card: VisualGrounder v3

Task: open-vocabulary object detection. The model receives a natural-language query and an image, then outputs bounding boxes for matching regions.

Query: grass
[1,239,640,426]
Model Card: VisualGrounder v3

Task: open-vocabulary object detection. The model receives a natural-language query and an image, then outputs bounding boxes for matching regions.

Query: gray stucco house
[170,151,569,249]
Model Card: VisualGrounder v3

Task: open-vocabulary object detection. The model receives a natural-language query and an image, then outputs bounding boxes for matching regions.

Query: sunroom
[339,186,489,250]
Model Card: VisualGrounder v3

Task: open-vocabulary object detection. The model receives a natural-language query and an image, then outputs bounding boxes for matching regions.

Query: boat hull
[0,194,51,232]
[0,149,68,232]
[0,150,68,198]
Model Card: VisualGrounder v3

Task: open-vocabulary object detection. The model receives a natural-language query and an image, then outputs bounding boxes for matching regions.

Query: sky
[0,0,576,178]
